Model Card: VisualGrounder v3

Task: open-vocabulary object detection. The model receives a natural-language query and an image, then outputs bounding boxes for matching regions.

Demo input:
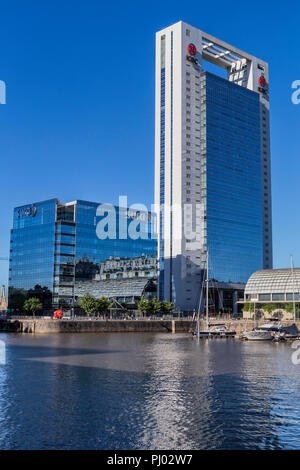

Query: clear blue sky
[0,0,299,290]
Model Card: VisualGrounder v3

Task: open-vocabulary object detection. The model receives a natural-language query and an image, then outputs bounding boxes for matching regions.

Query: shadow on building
[162,255,245,316]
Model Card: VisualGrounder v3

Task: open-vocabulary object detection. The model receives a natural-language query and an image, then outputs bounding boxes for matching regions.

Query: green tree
[137,297,151,317]
[78,293,97,316]
[285,303,294,313]
[262,304,276,315]
[242,303,255,312]
[95,297,112,317]
[150,297,161,316]
[23,297,43,317]
[161,300,174,315]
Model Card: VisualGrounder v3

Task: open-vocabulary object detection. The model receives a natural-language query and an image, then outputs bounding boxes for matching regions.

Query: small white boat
[242,320,276,340]
[259,322,282,331]
[192,329,210,338]
[193,323,236,338]
[208,324,236,337]
[242,329,273,341]
[242,322,300,341]
[192,324,236,338]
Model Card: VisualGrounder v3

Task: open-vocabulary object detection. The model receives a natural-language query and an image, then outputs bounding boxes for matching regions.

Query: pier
[1,318,300,334]
[0,318,192,334]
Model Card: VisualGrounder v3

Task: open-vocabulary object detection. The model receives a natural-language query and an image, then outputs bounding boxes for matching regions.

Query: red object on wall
[53,309,63,319]
[259,75,266,88]
[187,43,197,56]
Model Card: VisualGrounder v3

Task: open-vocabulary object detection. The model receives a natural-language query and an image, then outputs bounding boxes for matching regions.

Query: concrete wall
[1,318,300,334]
[0,319,192,334]
[243,309,297,321]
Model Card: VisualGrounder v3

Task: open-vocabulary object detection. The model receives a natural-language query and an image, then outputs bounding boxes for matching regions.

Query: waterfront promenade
[1,317,299,334]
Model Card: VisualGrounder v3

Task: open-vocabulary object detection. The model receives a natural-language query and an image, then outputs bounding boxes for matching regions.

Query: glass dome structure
[244,268,300,302]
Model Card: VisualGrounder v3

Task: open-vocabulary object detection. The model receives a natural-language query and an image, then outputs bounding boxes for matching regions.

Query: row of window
[247,293,300,301]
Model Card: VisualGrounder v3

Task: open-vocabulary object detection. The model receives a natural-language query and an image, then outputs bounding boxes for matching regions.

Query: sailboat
[192,251,236,338]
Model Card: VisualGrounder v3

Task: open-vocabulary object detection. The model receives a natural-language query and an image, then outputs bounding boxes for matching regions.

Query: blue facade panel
[75,200,157,279]
[9,199,56,292]
[204,72,263,283]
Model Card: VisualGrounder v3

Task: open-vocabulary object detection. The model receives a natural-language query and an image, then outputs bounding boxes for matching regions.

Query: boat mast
[196,267,204,338]
[197,303,200,339]
[206,250,209,328]
[291,255,296,323]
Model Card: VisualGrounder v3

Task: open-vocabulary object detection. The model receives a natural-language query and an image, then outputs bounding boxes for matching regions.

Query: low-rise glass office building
[8,199,157,314]
[244,268,300,303]
[242,268,300,320]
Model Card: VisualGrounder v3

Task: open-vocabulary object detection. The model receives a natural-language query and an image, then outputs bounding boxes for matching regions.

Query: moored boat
[242,323,300,341]
[192,324,236,338]
[242,329,273,341]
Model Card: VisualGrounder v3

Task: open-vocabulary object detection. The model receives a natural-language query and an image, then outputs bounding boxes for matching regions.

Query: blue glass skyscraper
[204,72,263,283]
[155,22,272,313]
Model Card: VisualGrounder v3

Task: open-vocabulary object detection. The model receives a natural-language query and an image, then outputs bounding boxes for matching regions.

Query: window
[287,293,300,301]
[259,294,271,301]
[272,293,285,301]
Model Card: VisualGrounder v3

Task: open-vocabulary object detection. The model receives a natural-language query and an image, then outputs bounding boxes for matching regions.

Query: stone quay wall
[1,318,300,334]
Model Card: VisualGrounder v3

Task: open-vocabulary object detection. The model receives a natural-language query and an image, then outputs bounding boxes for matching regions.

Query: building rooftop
[157,21,267,68]
[245,269,300,295]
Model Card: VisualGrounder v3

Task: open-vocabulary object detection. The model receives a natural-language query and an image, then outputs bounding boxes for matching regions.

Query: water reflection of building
[74,277,157,305]
[98,255,157,280]
[72,255,158,304]
[8,199,157,314]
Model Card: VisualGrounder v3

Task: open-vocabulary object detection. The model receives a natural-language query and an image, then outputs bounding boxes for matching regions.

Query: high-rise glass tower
[155,21,272,312]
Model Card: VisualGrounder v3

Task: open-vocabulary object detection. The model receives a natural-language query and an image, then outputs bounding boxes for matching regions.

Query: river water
[0,332,299,450]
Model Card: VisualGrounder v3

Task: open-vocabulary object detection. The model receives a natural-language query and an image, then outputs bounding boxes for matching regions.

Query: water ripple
[0,332,299,449]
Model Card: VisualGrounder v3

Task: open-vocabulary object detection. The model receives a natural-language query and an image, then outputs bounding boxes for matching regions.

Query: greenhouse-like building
[242,268,300,320]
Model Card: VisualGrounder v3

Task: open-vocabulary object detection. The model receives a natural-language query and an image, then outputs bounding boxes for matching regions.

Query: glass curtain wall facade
[75,200,156,279]
[9,200,56,312]
[202,72,263,283]
[8,199,157,314]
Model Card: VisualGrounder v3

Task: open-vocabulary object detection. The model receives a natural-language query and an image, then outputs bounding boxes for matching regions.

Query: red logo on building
[187,43,197,56]
[259,75,267,88]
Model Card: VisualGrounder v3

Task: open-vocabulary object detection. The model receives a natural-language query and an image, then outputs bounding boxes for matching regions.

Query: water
[0,332,299,450]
